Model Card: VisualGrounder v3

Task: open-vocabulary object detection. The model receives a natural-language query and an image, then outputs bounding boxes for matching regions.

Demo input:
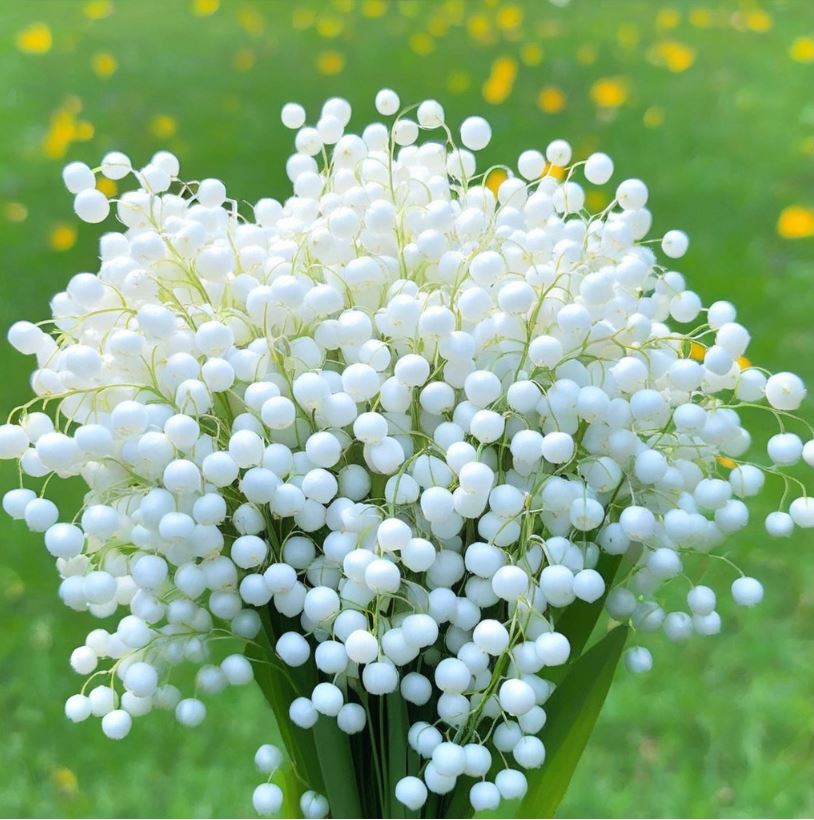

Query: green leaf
[311,719,365,818]
[477,625,629,820]
[554,553,622,657]
[246,613,363,819]
[516,625,629,818]
[245,634,317,818]
[385,693,409,818]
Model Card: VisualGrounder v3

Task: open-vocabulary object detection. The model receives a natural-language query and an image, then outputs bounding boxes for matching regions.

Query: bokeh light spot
[92,51,118,78]
[591,77,629,108]
[16,23,52,55]
[777,206,814,239]
[150,114,178,139]
[317,50,345,75]
[537,86,566,113]
[49,224,77,252]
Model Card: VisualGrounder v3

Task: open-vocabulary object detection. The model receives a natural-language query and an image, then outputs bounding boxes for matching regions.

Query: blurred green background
[2,0,814,816]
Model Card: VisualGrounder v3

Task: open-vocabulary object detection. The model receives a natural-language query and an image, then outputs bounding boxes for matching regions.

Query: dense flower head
[1,90,810,815]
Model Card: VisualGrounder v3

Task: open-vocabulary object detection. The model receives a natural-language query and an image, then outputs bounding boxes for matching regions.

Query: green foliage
[512,626,629,818]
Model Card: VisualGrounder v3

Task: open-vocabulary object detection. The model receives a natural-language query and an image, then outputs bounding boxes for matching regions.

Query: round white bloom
[765,372,806,410]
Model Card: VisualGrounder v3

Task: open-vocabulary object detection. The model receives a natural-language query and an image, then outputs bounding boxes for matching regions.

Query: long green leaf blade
[476,625,628,820]
[247,614,363,819]
[517,625,628,818]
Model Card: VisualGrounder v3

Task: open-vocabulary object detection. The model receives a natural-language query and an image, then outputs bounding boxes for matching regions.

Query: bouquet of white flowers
[1,90,808,818]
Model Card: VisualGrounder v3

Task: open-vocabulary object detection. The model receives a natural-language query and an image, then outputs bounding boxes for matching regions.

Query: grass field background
[1,1,814,816]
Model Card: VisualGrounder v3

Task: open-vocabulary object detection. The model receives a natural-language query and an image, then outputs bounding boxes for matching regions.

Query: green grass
[2,0,814,816]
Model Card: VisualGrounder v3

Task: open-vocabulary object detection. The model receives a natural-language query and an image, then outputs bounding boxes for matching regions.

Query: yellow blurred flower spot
[42,97,92,159]
[586,190,609,211]
[92,51,118,78]
[316,16,343,38]
[467,14,493,44]
[576,44,597,65]
[496,4,523,30]
[737,356,751,370]
[689,341,706,361]
[96,178,117,197]
[317,50,345,75]
[427,14,449,38]
[537,86,566,114]
[74,121,95,141]
[409,32,435,55]
[520,43,543,66]
[150,114,177,139]
[444,0,465,25]
[292,7,315,29]
[232,48,256,71]
[656,8,680,30]
[361,0,387,18]
[716,455,737,470]
[485,167,509,196]
[83,1,113,19]
[16,22,52,54]
[790,36,814,63]
[689,7,712,28]
[650,40,696,72]
[237,5,265,36]
[777,205,814,239]
[482,56,517,105]
[800,136,814,156]
[192,0,219,15]
[745,9,772,32]
[447,69,471,94]
[3,202,28,223]
[332,0,354,12]
[617,23,639,48]
[643,105,665,128]
[543,162,566,181]
[49,224,77,252]
[51,767,79,798]
[590,77,628,108]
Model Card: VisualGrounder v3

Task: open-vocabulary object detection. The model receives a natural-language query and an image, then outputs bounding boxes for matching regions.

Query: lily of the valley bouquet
[2,91,809,818]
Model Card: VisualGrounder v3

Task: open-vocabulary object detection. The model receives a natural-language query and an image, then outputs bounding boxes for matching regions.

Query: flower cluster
[1,90,810,815]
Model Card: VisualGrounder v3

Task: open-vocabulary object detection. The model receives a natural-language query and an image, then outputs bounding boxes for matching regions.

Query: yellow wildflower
[537,86,566,114]
[96,178,117,197]
[16,23,52,54]
[92,52,118,78]
[361,0,387,18]
[317,51,345,75]
[150,114,177,139]
[409,33,435,55]
[447,70,471,94]
[649,40,696,72]
[485,168,509,196]
[192,0,219,15]
[3,202,28,223]
[482,56,517,105]
[790,37,814,63]
[777,206,814,240]
[83,1,113,19]
[49,225,77,252]
[643,106,665,128]
[590,77,628,108]
[520,43,543,66]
